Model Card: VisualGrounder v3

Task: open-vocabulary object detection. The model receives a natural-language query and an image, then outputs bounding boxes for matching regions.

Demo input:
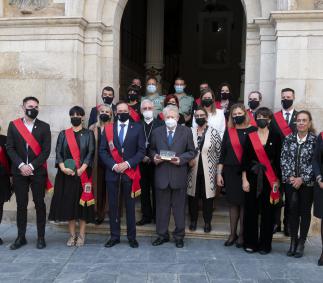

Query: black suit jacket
[6,118,51,176]
[99,121,146,182]
[149,125,196,190]
[270,109,298,140]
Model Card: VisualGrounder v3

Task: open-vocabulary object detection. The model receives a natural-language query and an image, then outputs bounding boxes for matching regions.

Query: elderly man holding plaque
[150,105,196,248]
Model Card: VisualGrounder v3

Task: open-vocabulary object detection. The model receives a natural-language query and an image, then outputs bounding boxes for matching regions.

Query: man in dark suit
[99,101,145,248]
[6,96,51,250]
[88,86,116,127]
[271,87,298,236]
[150,105,196,248]
[136,99,163,226]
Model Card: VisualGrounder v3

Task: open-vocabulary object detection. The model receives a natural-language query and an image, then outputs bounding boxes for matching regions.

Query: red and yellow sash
[158,112,164,121]
[0,146,10,174]
[13,119,53,192]
[247,109,257,127]
[195,98,222,109]
[65,128,95,207]
[104,124,141,198]
[128,105,141,122]
[248,131,280,204]
[274,111,292,137]
[228,128,243,163]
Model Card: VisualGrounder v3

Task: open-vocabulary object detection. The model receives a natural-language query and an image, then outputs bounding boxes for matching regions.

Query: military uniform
[176,93,194,117]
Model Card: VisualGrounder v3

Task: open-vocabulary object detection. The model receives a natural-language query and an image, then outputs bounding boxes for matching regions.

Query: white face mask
[165,118,177,129]
[147,85,157,94]
[143,110,153,120]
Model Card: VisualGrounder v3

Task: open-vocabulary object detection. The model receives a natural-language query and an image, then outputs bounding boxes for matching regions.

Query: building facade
[0,0,323,230]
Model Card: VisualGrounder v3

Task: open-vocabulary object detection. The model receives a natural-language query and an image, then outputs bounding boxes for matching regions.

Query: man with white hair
[136,100,163,226]
[150,105,196,248]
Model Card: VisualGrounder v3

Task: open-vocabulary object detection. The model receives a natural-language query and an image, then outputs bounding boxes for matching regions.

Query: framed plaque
[160,150,176,161]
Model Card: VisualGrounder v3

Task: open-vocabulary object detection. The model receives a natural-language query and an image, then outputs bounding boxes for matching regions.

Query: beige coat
[187,126,222,199]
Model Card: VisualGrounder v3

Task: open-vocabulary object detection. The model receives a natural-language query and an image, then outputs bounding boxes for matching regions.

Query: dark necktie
[167,130,173,146]
[119,124,126,146]
[285,112,290,125]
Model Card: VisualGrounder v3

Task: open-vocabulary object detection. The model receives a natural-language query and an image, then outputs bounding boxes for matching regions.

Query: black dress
[49,129,95,223]
[242,129,282,252]
[0,135,11,204]
[219,126,257,205]
[313,133,323,219]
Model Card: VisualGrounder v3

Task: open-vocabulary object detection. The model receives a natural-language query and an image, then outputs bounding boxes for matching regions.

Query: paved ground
[0,223,323,283]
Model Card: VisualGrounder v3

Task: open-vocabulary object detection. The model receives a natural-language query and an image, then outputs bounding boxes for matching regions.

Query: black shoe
[175,239,184,248]
[244,247,256,253]
[318,252,323,266]
[152,237,169,246]
[10,236,27,250]
[36,238,46,249]
[204,223,211,233]
[224,235,238,247]
[129,239,139,248]
[189,221,197,231]
[136,218,152,226]
[95,218,104,225]
[0,238,3,245]
[287,238,298,257]
[104,239,120,248]
[236,241,243,249]
[259,249,271,255]
[294,239,305,258]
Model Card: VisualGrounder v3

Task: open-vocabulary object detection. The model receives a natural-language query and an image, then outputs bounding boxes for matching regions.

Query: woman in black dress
[281,110,316,258]
[49,106,95,247]
[217,103,257,247]
[313,131,323,266]
[242,107,281,254]
[0,132,12,245]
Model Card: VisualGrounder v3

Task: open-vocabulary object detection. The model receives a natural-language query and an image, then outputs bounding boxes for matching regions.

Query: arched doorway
[120,0,246,101]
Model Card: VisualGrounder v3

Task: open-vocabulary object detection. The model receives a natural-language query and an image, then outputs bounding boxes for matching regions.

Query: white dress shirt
[112,119,130,171]
[192,109,225,138]
[282,108,294,125]
[18,118,36,171]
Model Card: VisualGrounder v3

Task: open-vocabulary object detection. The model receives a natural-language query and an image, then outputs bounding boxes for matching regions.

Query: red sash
[248,131,280,204]
[274,111,292,137]
[65,128,95,206]
[128,105,141,122]
[104,124,141,198]
[0,146,10,174]
[158,112,164,121]
[195,98,222,109]
[247,109,257,127]
[321,132,323,140]
[228,128,243,163]
[12,119,53,192]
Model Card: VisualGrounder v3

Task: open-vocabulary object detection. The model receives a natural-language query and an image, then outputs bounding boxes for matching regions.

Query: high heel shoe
[224,234,238,247]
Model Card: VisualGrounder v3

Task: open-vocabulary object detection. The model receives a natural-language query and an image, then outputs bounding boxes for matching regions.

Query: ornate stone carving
[9,0,50,14]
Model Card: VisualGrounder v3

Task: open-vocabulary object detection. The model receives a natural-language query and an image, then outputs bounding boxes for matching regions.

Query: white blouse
[192,109,226,138]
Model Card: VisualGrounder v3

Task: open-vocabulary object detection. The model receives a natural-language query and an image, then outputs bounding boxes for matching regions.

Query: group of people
[0,76,323,267]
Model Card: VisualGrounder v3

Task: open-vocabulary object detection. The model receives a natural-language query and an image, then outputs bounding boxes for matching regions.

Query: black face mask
[221,92,230,100]
[102,96,113,105]
[117,112,130,122]
[25,108,39,119]
[256,119,268,129]
[233,115,245,125]
[128,94,138,102]
[195,118,207,127]
[201,99,213,107]
[71,117,82,127]
[100,114,110,122]
[248,100,260,110]
[281,99,293,110]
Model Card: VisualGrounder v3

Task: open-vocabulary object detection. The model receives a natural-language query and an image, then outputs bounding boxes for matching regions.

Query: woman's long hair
[199,88,216,114]
[296,110,316,134]
[227,103,250,129]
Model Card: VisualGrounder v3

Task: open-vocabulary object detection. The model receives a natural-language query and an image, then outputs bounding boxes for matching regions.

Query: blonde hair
[95,104,113,127]
[227,103,250,128]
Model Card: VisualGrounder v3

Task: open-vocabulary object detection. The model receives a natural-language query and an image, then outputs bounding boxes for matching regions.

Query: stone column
[145,0,165,83]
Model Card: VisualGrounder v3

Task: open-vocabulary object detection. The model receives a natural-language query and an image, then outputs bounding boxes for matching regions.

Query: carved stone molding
[315,0,323,9]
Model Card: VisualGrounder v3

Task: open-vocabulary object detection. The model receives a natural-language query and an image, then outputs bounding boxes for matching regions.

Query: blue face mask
[147,85,157,94]
[174,85,185,94]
